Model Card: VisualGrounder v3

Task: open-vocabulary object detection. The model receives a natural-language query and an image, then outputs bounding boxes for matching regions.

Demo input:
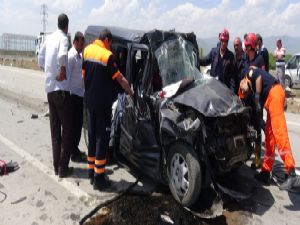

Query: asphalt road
[0,65,300,225]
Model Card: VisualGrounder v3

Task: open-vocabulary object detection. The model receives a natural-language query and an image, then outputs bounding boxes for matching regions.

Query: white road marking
[0,66,43,78]
[264,116,300,127]
[0,133,90,199]
[286,121,300,127]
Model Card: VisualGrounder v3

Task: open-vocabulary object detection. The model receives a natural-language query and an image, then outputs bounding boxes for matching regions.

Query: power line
[41,4,48,34]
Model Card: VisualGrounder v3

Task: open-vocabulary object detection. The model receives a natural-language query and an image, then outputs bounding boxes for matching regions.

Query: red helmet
[244,33,257,49]
[219,29,229,41]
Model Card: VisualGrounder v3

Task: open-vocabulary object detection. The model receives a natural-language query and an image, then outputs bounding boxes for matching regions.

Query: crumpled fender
[173,78,247,117]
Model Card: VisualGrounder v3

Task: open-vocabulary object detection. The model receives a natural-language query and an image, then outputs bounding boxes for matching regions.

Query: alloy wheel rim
[170,153,189,197]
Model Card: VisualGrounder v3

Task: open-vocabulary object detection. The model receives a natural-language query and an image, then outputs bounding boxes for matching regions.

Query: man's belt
[276,61,285,67]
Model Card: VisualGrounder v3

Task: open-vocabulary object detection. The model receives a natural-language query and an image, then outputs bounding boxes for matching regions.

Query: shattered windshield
[155,37,202,87]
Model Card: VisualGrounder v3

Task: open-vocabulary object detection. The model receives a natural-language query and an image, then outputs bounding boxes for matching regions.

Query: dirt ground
[286,88,300,114]
[80,168,262,225]
[81,186,249,225]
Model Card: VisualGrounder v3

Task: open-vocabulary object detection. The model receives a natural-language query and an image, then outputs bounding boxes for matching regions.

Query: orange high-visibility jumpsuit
[262,84,295,173]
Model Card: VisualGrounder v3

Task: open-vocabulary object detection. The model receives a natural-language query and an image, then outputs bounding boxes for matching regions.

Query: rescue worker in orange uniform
[83,28,134,190]
[243,33,266,170]
[239,68,298,190]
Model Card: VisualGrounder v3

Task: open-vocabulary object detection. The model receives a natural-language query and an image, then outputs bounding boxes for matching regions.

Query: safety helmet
[219,29,229,41]
[244,33,257,50]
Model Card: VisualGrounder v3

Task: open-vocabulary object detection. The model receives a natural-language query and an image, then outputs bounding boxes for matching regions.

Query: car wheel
[167,142,201,207]
[284,75,292,88]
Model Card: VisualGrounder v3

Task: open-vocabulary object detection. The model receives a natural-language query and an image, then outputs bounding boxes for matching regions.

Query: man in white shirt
[68,32,86,163]
[38,13,73,178]
[274,39,286,88]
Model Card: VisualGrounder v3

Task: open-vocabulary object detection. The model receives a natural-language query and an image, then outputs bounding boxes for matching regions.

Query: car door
[119,43,161,179]
[286,55,300,85]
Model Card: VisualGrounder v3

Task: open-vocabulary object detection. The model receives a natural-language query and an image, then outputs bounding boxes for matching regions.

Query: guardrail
[0,56,39,70]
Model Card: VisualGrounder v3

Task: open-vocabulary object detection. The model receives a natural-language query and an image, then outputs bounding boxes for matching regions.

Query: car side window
[151,61,162,93]
[115,47,127,76]
[288,56,299,69]
[131,49,148,94]
[296,56,300,69]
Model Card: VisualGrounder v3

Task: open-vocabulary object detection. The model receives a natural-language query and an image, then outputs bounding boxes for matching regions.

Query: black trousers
[87,108,111,178]
[47,91,73,173]
[70,94,83,155]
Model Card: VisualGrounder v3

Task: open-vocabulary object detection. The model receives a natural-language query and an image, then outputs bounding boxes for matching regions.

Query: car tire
[284,75,292,88]
[167,142,201,207]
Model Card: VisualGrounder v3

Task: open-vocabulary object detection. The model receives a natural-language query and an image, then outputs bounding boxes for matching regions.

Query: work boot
[255,171,271,185]
[88,170,94,185]
[93,175,111,191]
[279,170,297,190]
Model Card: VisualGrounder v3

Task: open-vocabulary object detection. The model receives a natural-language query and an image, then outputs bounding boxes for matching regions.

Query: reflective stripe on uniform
[94,167,105,174]
[87,156,96,163]
[83,40,112,67]
[95,159,106,166]
[112,70,121,80]
[87,164,95,169]
[278,150,292,157]
[84,58,108,67]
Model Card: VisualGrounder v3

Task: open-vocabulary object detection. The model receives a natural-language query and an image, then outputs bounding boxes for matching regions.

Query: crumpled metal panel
[173,78,247,117]
[159,100,203,147]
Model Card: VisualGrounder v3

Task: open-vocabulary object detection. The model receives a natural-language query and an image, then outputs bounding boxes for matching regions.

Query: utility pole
[41,4,48,34]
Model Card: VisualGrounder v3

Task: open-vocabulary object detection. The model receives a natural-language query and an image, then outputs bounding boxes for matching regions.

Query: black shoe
[58,167,74,178]
[90,177,94,185]
[279,170,297,190]
[255,171,271,185]
[93,177,111,191]
[71,153,87,163]
[54,167,58,176]
[77,149,86,156]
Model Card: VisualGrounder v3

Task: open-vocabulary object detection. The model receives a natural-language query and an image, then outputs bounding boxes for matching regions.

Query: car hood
[172,78,245,117]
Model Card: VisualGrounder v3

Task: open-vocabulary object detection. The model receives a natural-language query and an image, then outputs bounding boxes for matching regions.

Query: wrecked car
[84,26,255,207]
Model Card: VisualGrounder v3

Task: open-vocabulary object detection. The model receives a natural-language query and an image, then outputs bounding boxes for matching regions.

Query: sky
[0,0,300,40]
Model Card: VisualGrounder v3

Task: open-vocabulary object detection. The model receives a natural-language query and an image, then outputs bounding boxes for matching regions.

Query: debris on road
[11,196,27,204]
[31,114,38,119]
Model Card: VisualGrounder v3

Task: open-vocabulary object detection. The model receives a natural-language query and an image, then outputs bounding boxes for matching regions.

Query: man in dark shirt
[243,33,265,71]
[199,28,236,92]
[256,33,269,72]
[242,33,266,169]
[233,37,246,94]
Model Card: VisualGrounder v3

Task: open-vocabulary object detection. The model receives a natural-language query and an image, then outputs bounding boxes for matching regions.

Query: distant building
[0,33,35,52]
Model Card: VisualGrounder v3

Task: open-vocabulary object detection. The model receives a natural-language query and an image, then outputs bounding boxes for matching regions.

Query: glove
[254,93,261,114]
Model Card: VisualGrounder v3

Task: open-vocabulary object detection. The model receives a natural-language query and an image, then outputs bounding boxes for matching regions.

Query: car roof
[84,25,199,54]
[84,25,145,45]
